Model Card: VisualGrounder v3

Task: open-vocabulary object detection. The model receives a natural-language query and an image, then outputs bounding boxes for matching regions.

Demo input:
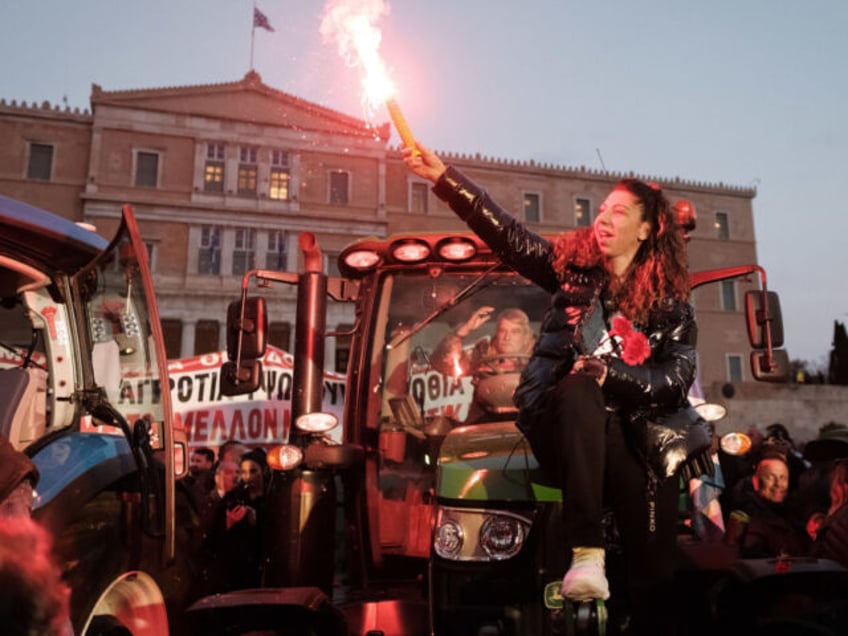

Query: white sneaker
[561,547,610,601]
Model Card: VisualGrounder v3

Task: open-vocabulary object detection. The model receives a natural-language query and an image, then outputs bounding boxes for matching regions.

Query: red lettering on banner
[192,411,209,441]
[257,408,277,441]
[211,409,227,441]
[230,409,246,441]
[248,409,262,439]
[278,410,291,444]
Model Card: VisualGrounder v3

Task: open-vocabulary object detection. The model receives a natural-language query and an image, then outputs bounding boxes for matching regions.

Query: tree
[828,320,848,385]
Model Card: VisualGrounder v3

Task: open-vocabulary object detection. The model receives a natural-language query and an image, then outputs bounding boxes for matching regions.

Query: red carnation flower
[608,316,651,365]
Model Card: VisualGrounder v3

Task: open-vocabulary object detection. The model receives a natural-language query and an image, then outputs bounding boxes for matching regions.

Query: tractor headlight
[479,514,526,560]
[295,412,338,434]
[433,506,532,562]
[434,518,464,559]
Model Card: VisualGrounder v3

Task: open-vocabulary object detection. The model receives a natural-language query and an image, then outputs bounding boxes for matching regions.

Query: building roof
[90,70,389,141]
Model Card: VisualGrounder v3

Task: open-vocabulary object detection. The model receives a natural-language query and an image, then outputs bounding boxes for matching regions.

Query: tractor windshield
[82,234,166,440]
[378,268,547,430]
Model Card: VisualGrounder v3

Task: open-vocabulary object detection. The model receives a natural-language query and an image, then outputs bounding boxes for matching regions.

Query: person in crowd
[763,422,809,491]
[218,439,248,465]
[811,460,848,567]
[800,421,848,522]
[202,449,268,592]
[191,459,240,597]
[725,446,810,558]
[186,446,216,485]
[0,516,71,635]
[430,306,536,422]
[807,511,827,541]
[0,434,39,518]
[197,459,239,541]
[180,446,216,512]
[404,143,704,635]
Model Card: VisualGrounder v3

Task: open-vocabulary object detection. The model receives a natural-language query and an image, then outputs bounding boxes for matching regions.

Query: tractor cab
[0,195,187,635]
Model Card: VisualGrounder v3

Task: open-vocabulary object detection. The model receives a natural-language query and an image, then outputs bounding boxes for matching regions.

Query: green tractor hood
[436,421,562,503]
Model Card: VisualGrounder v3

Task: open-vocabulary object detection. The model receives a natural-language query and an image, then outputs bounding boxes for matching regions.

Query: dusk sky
[2,1,846,367]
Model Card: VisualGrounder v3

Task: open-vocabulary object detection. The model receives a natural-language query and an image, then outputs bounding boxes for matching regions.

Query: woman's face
[594,188,652,275]
[240,459,264,494]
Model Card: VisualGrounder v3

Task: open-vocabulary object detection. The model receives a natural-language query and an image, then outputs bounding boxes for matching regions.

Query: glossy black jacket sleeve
[433,166,561,293]
[603,301,698,412]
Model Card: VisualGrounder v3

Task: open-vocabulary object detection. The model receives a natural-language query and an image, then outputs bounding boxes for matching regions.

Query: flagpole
[249,1,256,71]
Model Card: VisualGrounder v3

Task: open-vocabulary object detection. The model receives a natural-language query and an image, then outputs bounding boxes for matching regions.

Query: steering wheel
[472,354,530,414]
[475,353,532,377]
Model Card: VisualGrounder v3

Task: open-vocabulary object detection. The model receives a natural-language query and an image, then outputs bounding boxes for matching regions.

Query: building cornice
[387,147,757,198]
[0,98,92,123]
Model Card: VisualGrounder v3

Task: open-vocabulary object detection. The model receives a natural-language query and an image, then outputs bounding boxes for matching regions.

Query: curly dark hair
[552,178,689,324]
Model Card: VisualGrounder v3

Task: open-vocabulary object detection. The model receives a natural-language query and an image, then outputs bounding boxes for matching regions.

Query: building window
[269,322,291,352]
[410,182,429,213]
[238,146,258,196]
[198,225,221,275]
[715,211,730,240]
[324,252,340,277]
[134,151,159,187]
[727,354,743,383]
[204,143,225,193]
[329,171,349,205]
[266,231,287,270]
[335,323,354,373]
[720,280,737,311]
[270,168,290,200]
[142,241,156,272]
[523,192,541,223]
[27,142,53,180]
[575,197,592,227]
[194,320,220,355]
[232,228,256,276]
[270,150,290,201]
[161,319,183,359]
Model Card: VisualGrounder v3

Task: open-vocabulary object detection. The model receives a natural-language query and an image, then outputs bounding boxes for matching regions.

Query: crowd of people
[177,440,270,597]
[707,422,848,568]
[2,409,848,635]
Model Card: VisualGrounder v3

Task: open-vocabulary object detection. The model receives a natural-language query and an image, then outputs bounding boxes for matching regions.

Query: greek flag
[253,7,275,32]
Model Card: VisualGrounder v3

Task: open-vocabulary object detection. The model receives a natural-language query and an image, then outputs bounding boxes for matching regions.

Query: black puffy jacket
[433,166,709,481]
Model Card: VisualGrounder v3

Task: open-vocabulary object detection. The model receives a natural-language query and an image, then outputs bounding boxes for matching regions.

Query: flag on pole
[253,7,275,32]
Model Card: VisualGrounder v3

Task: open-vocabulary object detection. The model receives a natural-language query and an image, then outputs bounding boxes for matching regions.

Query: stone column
[180,319,196,358]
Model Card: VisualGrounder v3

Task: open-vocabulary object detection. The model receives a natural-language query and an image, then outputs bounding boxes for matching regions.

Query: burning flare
[320,0,417,151]
[450,353,464,379]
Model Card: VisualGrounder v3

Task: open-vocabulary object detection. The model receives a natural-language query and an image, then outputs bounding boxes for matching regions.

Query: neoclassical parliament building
[0,71,762,393]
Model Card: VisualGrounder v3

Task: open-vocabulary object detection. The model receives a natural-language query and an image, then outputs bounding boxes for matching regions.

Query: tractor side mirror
[220,359,263,396]
[750,348,789,383]
[221,297,267,396]
[745,290,788,382]
[226,297,267,361]
[745,290,784,348]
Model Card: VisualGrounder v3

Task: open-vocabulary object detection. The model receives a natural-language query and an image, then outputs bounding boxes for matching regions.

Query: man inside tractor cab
[431,306,535,423]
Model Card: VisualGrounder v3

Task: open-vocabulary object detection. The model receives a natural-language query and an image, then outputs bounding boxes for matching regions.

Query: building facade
[0,71,762,393]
